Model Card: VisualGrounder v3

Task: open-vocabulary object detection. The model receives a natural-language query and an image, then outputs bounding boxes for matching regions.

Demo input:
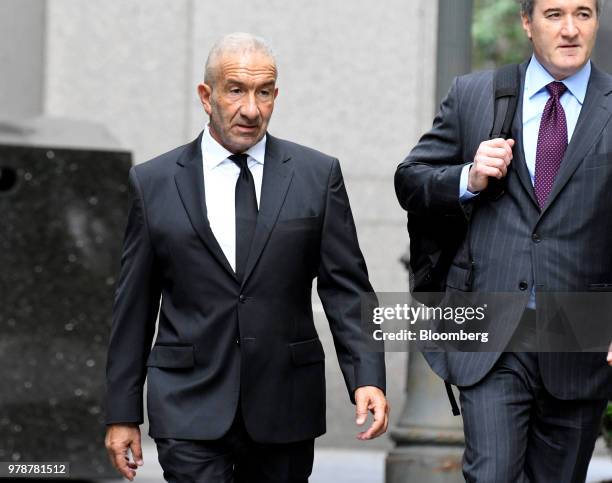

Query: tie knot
[546,81,567,99]
[229,154,249,170]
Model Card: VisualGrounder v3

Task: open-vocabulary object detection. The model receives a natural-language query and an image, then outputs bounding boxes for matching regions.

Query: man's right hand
[105,423,143,481]
[468,138,515,192]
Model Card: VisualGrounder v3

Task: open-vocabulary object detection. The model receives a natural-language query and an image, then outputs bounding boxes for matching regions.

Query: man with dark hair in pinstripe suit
[396,0,612,481]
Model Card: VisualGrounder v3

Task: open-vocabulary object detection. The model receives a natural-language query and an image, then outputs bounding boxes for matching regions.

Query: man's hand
[354,386,389,440]
[105,424,143,481]
[468,138,515,192]
[608,341,612,366]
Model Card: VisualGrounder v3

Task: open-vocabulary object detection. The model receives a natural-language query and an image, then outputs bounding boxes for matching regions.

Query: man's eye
[229,88,242,94]
[259,90,270,97]
[546,12,561,18]
[577,11,591,19]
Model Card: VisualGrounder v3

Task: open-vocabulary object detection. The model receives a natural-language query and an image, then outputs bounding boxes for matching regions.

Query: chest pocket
[583,153,612,170]
[275,216,321,231]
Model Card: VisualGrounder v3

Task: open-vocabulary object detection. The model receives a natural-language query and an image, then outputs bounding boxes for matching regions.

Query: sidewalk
[100,441,612,482]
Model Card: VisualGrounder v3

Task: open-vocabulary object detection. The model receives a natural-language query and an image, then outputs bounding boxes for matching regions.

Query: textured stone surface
[45,0,193,162]
[0,145,131,478]
[0,0,46,118]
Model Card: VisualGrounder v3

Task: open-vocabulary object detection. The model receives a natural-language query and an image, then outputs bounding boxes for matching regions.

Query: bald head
[204,32,277,87]
[197,32,279,154]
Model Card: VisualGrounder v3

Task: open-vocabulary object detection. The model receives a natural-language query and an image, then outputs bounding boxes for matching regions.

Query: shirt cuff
[459,163,479,201]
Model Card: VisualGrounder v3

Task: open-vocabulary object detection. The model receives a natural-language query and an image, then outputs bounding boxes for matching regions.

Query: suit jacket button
[235,338,240,346]
[519,281,529,291]
[239,294,246,303]
[532,233,541,243]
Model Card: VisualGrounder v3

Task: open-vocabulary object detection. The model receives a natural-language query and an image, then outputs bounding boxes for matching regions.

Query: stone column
[386,351,464,483]
[386,1,472,481]
[384,262,465,483]
[435,0,473,104]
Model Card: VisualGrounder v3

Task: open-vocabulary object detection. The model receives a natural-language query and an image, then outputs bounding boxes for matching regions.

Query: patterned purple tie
[534,81,568,209]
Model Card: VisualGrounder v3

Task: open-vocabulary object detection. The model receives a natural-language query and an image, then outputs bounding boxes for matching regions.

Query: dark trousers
[459,339,606,482]
[155,409,315,483]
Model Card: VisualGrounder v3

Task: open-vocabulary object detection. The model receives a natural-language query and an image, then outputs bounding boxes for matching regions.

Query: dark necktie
[534,81,568,209]
[229,154,258,281]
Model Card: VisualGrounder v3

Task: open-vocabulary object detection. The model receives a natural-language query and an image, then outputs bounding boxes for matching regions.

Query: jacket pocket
[276,216,320,230]
[146,345,195,368]
[289,337,325,365]
[583,153,612,170]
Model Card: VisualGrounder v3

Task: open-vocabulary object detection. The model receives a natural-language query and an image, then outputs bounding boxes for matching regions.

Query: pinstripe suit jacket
[395,60,612,399]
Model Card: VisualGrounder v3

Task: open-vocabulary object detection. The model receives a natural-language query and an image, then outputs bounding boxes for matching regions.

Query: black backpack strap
[490,63,521,140]
[486,64,521,201]
[444,381,461,416]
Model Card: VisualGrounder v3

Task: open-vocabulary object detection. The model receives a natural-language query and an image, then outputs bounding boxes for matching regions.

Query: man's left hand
[354,386,389,440]
[607,341,612,366]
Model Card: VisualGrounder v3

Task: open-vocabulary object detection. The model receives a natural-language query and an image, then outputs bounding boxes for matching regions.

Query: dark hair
[520,0,601,18]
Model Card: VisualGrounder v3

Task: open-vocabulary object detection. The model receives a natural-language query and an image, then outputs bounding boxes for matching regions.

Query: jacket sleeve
[105,167,161,425]
[316,158,386,403]
[394,76,471,217]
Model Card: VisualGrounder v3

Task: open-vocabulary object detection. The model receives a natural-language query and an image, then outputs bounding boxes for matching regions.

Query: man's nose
[561,16,579,38]
[240,93,259,120]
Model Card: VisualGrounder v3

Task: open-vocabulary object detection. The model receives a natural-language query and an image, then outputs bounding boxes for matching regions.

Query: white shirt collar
[202,125,266,170]
[524,54,591,104]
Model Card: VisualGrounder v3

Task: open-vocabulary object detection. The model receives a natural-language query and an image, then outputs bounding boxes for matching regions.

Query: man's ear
[521,12,533,41]
[198,83,213,116]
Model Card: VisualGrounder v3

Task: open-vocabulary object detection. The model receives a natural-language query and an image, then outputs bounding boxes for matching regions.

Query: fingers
[487,137,515,153]
[357,401,381,440]
[108,444,136,481]
[105,424,142,481]
[608,341,612,366]
[469,138,515,192]
[131,437,144,467]
[480,145,512,164]
[355,391,369,426]
[476,141,513,170]
[357,398,388,441]
[472,158,508,179]
[380,401,390,437]
[354,387,389,441]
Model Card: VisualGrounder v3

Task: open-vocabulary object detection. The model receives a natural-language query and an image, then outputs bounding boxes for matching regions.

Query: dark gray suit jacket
[105,133,385,442]
[396,60,612,399]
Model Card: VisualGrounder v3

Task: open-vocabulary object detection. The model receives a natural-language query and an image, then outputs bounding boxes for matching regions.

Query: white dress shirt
[201,126,266,271]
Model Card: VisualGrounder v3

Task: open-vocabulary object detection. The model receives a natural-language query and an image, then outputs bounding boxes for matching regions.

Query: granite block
[0,144,131,479]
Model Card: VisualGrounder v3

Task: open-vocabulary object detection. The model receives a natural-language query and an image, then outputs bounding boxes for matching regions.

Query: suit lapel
[241,134,294,287]
[174,133,237,281]
[540,65,612,215]
[513,61,540,209]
